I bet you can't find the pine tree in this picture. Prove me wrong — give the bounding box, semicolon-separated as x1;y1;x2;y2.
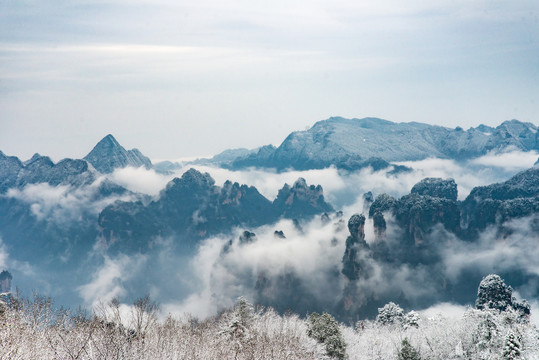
376;302;404;325
398;338;421;360
502;333;521;359
307;312;346;360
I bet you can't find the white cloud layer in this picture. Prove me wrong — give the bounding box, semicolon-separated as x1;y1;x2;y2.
5;178;135;222
78;254;147;307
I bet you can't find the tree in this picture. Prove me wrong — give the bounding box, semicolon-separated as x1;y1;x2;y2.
404;311;420;329
131;294;159;339
502;333;521;360
219;297;256;359
376;302;404;325
307;312;346;360
398;338;421;360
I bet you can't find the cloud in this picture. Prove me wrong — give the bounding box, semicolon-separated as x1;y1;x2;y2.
185;151;535;208
443;215;539;283
0;239;8;270
418;302;469;320
108;166;176;196
78;254;147;307
469;149;539;171
4;178;135;223
163;215;348;318
529;300;539;328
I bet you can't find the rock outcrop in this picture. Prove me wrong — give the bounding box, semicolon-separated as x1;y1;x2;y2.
342;214;370;281
273;178;334;219
411;178;458;201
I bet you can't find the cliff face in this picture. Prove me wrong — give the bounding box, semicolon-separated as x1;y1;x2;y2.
411;178;458;201
339;169;539;321
341;214;370;281
461;167;539;237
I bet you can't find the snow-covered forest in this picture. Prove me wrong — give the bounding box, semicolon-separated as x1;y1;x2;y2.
1;275;537;360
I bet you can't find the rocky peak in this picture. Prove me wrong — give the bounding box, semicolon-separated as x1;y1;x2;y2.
180;168;215;188
342;214;371;282
411;178;458;201
164;169;216;197
368;193;397;217
273;178;333;218
372;211;386;242
84;134;152;174
347;214;366;242
239;231;256;245
24;153;43;165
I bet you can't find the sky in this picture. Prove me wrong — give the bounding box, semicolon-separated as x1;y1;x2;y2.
1;0;538;161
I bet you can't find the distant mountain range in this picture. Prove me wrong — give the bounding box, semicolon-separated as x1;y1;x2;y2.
189;117;538;171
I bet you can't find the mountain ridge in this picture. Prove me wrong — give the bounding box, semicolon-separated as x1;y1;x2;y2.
196;117;538;171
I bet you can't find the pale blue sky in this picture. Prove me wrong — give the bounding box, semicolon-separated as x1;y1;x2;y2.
1;0;538;161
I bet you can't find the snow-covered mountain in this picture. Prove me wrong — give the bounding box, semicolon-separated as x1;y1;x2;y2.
200;117;538;170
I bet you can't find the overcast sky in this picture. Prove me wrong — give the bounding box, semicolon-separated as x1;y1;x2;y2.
1;0;538;161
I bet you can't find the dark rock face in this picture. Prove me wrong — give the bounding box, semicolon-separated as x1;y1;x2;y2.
368;194;397;218
342;214;370;281
339;170;538;321
411;178;458;201
98;170;332;253
84;134;152;174
461;167;539;236
362;192;374;214
273;178;334;219
347;214;366;242
239;231;256;245
394;193;460;246
372;211;386;242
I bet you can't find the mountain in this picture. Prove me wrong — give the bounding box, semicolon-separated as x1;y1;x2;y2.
339;170;539;319
190;148;257;167
97;169;333;253
206;117;538;171
461;167;539;237
84;134;152;174
0;151;95;193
